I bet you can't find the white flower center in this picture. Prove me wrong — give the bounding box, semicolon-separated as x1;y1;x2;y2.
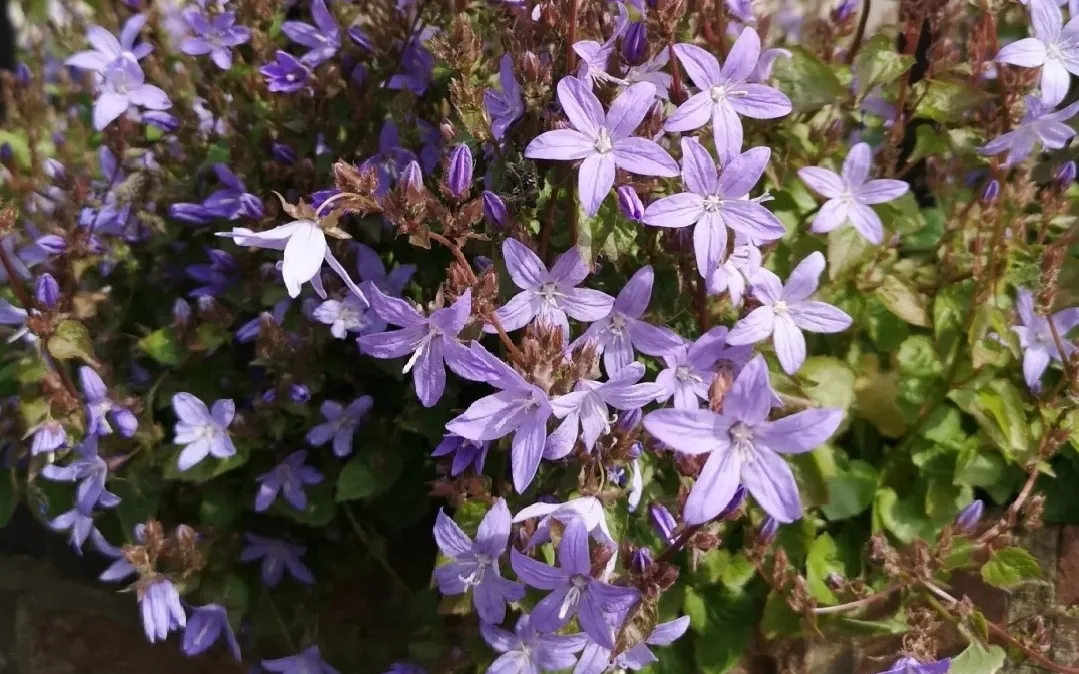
594;128;614;154
403;326;440;374
1047;42;1063;61
610;312;627;333
702;194;723;212
286;73;297;82
459;554;492;586
675;365;700;383
773;299;789;316
730;422;756;461
560;574;589;619
710;85;728;103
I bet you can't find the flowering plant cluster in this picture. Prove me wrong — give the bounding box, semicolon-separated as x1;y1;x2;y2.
1;0;1079;672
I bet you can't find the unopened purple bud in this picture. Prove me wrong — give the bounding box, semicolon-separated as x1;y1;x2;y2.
350;64;367;88
617;185;644;221
758;516;778;544
240;193;264;219
618;407;642;431
482;191;509;228
113;408;138;437
834;0;857;21
35;274;60;310
630;548;653;573
627;442;643;460
0;143;12;164
52;131;65;148
622;21;649;66
36;235;66;254
474;256;494;272
15;63;31;87
144;111;180;133
173;298;192;326
1056;161;1076;187
315;133;330;157
718;484;747;519
289;384;311;403
169;203;215;225
649;503;677;543
400;160;423;191
954;499;983;534
272;143;297;165
981;179;1000;203
348;25;374;51
260;389;277;404
446;144;473;198
44;158;65;179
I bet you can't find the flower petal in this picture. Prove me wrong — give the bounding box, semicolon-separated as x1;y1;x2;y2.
684;449;740;524
615;265;654;317
741;447;803;522
663;90;713;134
789;300;852;333
643;193;705;228
433;509;473;557
726;306;775;345
757;408;844;454
727;83;791;119
606;82;657;138
673;43;721;89
282;224;327;297
772;315;806;375
721;27;762;82
842;143;872;187
716;146;771;198
525;129;596;161
848;203;884;244
857;179;909;204
798;167;845;199
612;137;680;178
782;252;825;302
503;238;549;289
558;76;604;137
996;37;1048;67
680;136;719;196
643;408;724;455
811;199;850;233
579;152;617;216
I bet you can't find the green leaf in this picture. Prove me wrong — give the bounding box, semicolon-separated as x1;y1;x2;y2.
934;280;975;357
0;131;31;167
949;380;1030;458
137;328;183;366
874;488;931;544
336;455;379;501
876;276;931;327
854;35;915;94
955;445;1006;488
806;533;845;603
864;296;910;352
822;460;878;520
981;546;1043;589
896;335;943;378
47;320;99;366
908;126;951;165
772;47;847;112
948;643;1006;674
795;357;856;410
915;79;993;123
828;226;874;279
110;479;160;538
277;484;335;527
0;470;17;528
685;585;762;673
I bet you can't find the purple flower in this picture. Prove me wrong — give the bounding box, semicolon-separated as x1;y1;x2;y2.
261;51;312;92
91;57;172;131
1057;160;1077;186
432;498;525;623
172;393;237;471
202;165;262;220
445;343;555;492
547;363;664;458
80;367;138;437
525;78;679;215
35;273;60;309
306;396;373;457
483;191;510;228
726;253;852;375
623;21;649;66
187;248;237;297
360;121;421;195
387;26;437;94
65;15;153;72
30;419;67;455
283;0;341;66
255;451;324;512
47;507;105;552
0;298;28;342
41;437;119;514
980;96;1079;167
181;10;251;70
263;646;339;674
571;266;681;375
759;516;779;543
513;496;617;551
1011;288;1079;390
139;577;186;643
312;294;373;338
182;604;241;660
955;499;984;535
798;143;910;244
357;287;473;407
241;534;316;587
617;185;645;221
480;613;589;673
996;0;1078;106
643;138;784;278
575;615;691;674
706;234;761;306
485;53;525;140
431;433;490;475
644;355;843;523
666;29;792;162
510;519;640;648
877;657;951;674
488;239;614;338
446;144;474;197
654;326;751;409
649;503;677;543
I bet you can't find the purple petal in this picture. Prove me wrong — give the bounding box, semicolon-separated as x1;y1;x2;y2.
548;246;589;286
357;325;425;359
413;337;446;407
648;615;691;645
857;179;909;204
605;82;656;138
997;37;1048;67
811;199;850;233
511;411;549;492
503;238;549;289
628;321;684;356
693;211;728;277
728;83;791;119
447;390;530;441
756;408;843;454
511;549;566;589
842;143;872;186
615;266;653;317
1024;348;1052;389
673;43;721;89
773;315;806;374
782;252;825;301
684;449;740;524
524;129;596;161
848;203;884;244
172;393;210;424
663;90;713;133
719;199;786;240
721;27;762;82
476;498;513;557
680;137;719;196
643;408;723;455
741;446;802;522
578;593;617;649
711;102;744;164
642;193;704;228
562;288;615;322
560;519;591;574
727;305;775;345
94;92;129;130
798;167;845;199
367;284;425;327
612;137;680;178
557;76;604;137
1032;0;1063;41
789;300;852;333
724;354;771;423
716;146;771;198
579;152;617;216
492;291;540;332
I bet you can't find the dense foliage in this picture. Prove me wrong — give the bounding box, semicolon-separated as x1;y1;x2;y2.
2;0;1079;672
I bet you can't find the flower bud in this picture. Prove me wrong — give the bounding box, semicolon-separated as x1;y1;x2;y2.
0;143;12;165
482;191;509;228
169;203;215;225
143;111;180;133
981;179;1000;203
173;298;192;326
834;0;857;21
954;499;983;534
1056;161;1076;188
758;516;778;544
400;160;423;191
44;158;65;179
440;121;457;143
627;442;643;460
35;235;66;255
474;255;494;272
617;407;642;431
622;21;649;66
240;193;264;219
315;133;331;157
718;484;747;519
348;25;374;51
15;63;31;87
113;408;138;438
630;548;653;573
649;503;677;543
35;273;60;310
289;384;311;403
617;185;644;221
446;144;473;198
350;64;367;88
272;143;297;165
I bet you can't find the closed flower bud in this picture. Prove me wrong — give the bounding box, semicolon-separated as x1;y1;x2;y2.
834;0;857;21
289;384;311;403
955;499;984;534
44;158;65;179
144;111;180;133
622;21;649;66
35;273;60;310
0;143;12;165
630;548;653;573
617;185;645;221
618;407;642;432
400;160;423;191
440;121;457;143
169;203;215;225
482;191;509;228
981;179;1000;203
15;63;31;87
446;144;473;197
35;235;66;255
718;484;747;519
474;255;494;272
173;298;192;326
240;193;264;219
272;143;297;165
351;64;367;87
348;25;374;51
758;516;778;544
649;503;677;543
1056;161;1076;188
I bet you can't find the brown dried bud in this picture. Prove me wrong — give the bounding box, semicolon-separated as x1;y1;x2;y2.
255;312;293;362
690;531;720;552
41;372;79;416
708;367;734;413
440;120;457;143
1037;246;1065;315
0;205;16;235
518;321;569;392
1024;493;1046;531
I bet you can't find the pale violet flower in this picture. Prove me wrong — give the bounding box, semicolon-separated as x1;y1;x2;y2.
996;0;1079;106
171;393;237;471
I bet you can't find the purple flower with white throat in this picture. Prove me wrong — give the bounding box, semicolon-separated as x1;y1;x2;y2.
431;433;489;476
182;604;241;660
666;29;792;162
1011;288;1079;390
91;57;172;131
254;451;325;512
525;77;679;215
547;363;664;458
798;143;909;244
645;355;843;523
487;239;614;338
263;647;339;674
643;138;784;279
445;343;555;492
571;265;683;375
357;287;473;407
312;294;373;338
181;9;250;70
138;577;186;644
65;15;153;72
283;0;342;66
510;519;640;649
432;498;524;624
80;367;138;437
514;496;617;551
574;615;691;674
705;234;762;305
30;419;66;455
241;534;315;587
306;396;373;457
261;50;311;92
485;53;525;141
480;613;589;674
171;393;237;471
996;0;1079;106
980;96;1079;167
726;252;852;375
655;326;751;410
41;437;119;515
877;657;951;674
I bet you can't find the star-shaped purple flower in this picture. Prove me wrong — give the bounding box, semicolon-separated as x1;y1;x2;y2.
180;9;251;70
182;604;241;660
240;534;315;587
996;0;1079;106
172;393;237;471
65;15;153;72
525;77;679;215
282;0;341;67
431;433;489;476
485;53;525;141
91;57;172;131
654;326;751;410
263;646;339;674
877;657;951;674
80;367;138;437
798;142;910;244
645;355;843;523
261;51;312;93
306;396;373;457
254;450;325;512
980;95;1079;167
480;613;589;674
40;436;120;515
1011;287;1079;390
